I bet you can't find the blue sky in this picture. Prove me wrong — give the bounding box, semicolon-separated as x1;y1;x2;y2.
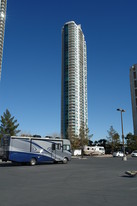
0;0;137;141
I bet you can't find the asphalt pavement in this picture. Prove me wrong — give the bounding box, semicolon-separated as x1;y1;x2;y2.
0;156;137;206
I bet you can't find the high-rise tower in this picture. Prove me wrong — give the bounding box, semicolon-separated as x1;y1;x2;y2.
130;64;137;135
0;0;7;80
61;21;88;139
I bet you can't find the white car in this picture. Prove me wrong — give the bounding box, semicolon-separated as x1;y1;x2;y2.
113;151;124;157
131;150;137;157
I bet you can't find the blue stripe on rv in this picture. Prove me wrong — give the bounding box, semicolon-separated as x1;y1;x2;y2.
9;151;54;163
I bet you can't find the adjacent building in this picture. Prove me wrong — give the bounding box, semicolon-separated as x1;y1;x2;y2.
0;0;7;80
130;64;137;135
61;21;88;139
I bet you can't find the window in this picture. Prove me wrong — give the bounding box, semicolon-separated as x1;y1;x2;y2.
134;80;137;88
134;72;136;79
56;143;61;150
135;89;137;97
63;145;70;151
136;98;137;106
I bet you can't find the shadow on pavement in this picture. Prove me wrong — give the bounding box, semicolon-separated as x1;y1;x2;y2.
122;175;137;178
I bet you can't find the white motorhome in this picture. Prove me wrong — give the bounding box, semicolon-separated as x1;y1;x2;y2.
0;135;71;165
84;145;105;156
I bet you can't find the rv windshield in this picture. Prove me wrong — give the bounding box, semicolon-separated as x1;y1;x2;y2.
63;144;70;151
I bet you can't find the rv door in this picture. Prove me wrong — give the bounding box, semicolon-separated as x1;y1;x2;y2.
51;143;56;159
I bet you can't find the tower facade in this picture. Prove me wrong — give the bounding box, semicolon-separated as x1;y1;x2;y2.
0;0;7;79
130;64;137;135
61;21;88;139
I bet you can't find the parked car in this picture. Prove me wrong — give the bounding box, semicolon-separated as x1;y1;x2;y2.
131;150;137;157
113;151;124;157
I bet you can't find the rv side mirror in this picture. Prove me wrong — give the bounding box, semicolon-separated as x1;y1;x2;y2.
52;143;56;151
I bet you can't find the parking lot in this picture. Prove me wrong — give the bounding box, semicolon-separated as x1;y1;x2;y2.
0;156;137;206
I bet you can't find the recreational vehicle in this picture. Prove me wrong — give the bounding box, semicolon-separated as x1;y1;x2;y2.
84;145;105;156
0;135;71;165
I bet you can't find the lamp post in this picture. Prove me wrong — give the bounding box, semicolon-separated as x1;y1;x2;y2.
117;108;127;161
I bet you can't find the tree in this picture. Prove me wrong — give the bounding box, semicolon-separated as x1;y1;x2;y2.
20;133;33;137
67;126;80;150
0;109;20;139
88;134;93;146
98;139;107;148
125;133;137;152
79;123;89;158
67;124;91;155
107;126;120;153
48;132;61;138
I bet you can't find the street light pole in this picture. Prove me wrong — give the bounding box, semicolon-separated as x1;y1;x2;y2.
117;108;127;161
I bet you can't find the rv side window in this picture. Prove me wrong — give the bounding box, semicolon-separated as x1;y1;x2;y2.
52;143;56;151
56;144;61;150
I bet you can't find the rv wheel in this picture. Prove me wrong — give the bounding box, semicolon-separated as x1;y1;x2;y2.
62;157;68;164
30;158;36;166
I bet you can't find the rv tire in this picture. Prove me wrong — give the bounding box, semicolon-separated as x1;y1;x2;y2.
30;158;36;166
62;157;68;164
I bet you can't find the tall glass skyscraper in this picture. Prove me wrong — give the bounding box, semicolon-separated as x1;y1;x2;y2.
61;21;88;139
0;0;7;80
